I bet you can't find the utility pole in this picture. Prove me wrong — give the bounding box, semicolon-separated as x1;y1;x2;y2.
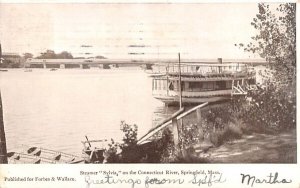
178;53;187;158
0;43;8;163
178;53;182;108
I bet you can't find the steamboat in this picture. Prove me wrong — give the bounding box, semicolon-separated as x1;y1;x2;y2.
150;59;257;105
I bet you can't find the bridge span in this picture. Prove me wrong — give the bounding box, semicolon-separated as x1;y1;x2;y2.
25;58;267;69
25;58;158;69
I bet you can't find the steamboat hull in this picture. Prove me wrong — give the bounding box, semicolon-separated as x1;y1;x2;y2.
154;95;230;105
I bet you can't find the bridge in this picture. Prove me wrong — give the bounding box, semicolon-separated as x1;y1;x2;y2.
25;58;268;69
25;58;156;69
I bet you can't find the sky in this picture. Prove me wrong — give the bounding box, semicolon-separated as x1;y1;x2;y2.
0;3;277;59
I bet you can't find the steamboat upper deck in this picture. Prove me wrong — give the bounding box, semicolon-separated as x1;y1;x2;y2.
151;63;254;75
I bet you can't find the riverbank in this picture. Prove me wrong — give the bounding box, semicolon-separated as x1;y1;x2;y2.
200;129;296;163
151;98;297;164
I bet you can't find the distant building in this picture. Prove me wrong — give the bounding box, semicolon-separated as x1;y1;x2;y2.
0;53;24;68
2;52;22;64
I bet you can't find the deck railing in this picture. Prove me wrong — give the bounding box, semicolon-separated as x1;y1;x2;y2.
153;90;232;97
151;63;252;75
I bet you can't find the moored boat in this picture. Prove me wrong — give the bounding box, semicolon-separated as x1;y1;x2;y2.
150;62;257;105
81;136;107;163
7;151;57;164
8;146;84;164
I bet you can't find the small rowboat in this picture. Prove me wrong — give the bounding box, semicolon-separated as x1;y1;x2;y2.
7;152;56;164
8;146;84;164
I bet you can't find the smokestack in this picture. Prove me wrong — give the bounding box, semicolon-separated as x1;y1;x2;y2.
217;58;222;64
217;58;222;73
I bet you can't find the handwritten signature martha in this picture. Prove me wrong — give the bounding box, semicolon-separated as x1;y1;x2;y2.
241;172;292;187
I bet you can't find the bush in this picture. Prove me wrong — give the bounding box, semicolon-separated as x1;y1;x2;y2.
208;84;296;135
103;139;120;163
223;123;243;139
241;83;296;133
104;121;143;163
209;123;243;147
180;123;204;147
159;128;209;163
103;122;176;163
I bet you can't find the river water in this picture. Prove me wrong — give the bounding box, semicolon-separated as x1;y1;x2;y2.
0;68;178;156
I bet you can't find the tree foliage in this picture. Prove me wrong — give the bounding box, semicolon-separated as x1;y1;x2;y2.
235;3;296;132
236;3;296;85
243;86;295;132
23;53;33;59
36;50;73;59
104;121;144;163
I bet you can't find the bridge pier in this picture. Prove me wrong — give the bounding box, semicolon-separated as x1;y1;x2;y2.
43;63;46;69
82;64;90;69
79;64;83;69
145;64;152;70
103;64;110;69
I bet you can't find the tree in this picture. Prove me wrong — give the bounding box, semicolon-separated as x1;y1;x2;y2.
23;53;33;59
36;50;73;59
57;51;73;59
235;3;296;132
36;50;55;59
236;3;296;85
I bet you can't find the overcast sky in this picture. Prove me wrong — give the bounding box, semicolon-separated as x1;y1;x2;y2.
0;3;276;59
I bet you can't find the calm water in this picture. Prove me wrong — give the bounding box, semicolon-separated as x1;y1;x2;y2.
0;68;177;156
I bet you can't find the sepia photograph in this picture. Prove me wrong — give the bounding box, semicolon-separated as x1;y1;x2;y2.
0;2;296;165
